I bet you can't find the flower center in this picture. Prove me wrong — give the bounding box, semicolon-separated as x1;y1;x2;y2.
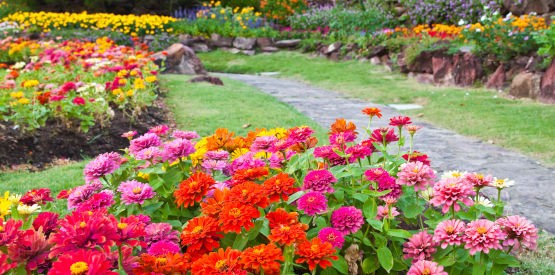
132;187;142;194
476;226;488;234
192;225;204;234
0;226;3;232
311;244;320;253
189;180;198;188
446;226;454;234
215;259;227;270
70;261;89;275
117;223;128;230
281;225;290;232
229;208;241;218
307;196;315;203
79;222;86;228
155;257;167;265
327;234;337;241
422;267;431;275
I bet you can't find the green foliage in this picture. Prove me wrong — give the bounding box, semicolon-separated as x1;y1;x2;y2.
206;0;260;9
534;23;555;67
4;0;193;15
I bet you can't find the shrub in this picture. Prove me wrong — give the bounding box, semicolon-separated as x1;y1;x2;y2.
400;0;501;24
260;0;308;22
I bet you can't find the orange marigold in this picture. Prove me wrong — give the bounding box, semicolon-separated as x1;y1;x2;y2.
232;167;269;184
226;181;269;208
240;243;284;275
191;247;246;274
181;216;223;254
329;118;357;134
133;253;191;275
362;107;382;118
174;172;215;208
263;173;298;203
201;189;228;218
219;202;260;233
295;238;338;271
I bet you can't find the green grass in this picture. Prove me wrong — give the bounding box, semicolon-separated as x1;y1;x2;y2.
0;162;86;195
198;50;555;166
515;231;555;274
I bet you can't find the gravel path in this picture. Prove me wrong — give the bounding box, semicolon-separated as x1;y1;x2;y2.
219;73;555;233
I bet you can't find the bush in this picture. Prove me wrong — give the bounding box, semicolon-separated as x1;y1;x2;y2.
260;0;308;22
400;0;501;24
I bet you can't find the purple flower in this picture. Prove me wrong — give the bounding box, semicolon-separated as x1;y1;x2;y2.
147;240;181;256
67;182;103;209
303;169;337;193
163;138;195;162
297;191;328;216
318;227;345;249
117;180;156;205
204;150;229;161
144;223;180;245
331;206;364;235
83;152;122;183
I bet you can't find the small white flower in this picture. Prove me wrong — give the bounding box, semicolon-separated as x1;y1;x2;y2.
420;187;434;201
17;203;41;215
476;28;482;33
441;170;467;179
480;15;487;22
13;62;26;69
474;196;493;208
458;19;466;26
491;177;515;189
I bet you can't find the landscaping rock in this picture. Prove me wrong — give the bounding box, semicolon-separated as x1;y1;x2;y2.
261;46;279;53
540;60;555;103
503;0;554;15
275;39;301;48
407;50;434;74
189;75;224;86
326;42;343;54
370;56;381;65
256;37;274;48
509;72;541;99
191;42;210;53
397;53;409;73
367;45;388;58
380;55;394;72
328;52;340;61
241;50;256;56
152;43;206;75
210;34;234;48
227;48;241;54
233;37;256;50
452;52;483;86
486;64;506;90
432;56;454;85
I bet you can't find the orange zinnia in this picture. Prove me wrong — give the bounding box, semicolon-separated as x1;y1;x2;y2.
362;107;382;118
181;216;223;254
219;202;260;233
174;172;215;208
226;181;269;208
266;208;308;246
266;208;300;228
295;238;338;271
201;189;228;218
231;167;269;184
206;128;235;151
240;243;284;275
191;247;245;274
329;118;357;134
263;173;298;203
133;253;191;275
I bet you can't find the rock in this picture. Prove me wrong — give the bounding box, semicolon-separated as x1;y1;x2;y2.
367;45;387;58
540;60;555;103
543;12;555;23
210;33;234;48
407;51;434;74
409;72;435;85
452;52;483;86
241;50;256;56
261;46;279;53
256;37;274;48
227;48;241;54
233;37;256;50
275;39;301;48
152;43;206;75
328;52;340;61
178;34;193;45
370;56;381;65
503;0;554;15
509;72;541;99
486;64;506;90
432;56;454;85
191;43;210;53
397;53;409;73
143;35;155;44
189;75;224;86
326;42;342;54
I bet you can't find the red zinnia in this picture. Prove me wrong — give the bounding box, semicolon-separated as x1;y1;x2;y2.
240;243;283;275
295;238;338;271
219;202;260;233
201;189;228;218
20;188;53;205
267;209;308;246
48;249;117;275
7;229;50;273
231;167;269;184
226;181;269;208
263;173;298;203
389;116;412;127
181;216;223;254
191;247;246;274
174;172;215;208
72;97;86;105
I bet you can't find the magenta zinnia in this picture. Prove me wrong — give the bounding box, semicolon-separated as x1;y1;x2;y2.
117;180;156;205
162;138;196;162
430;177;475;213
83;152;122;183
303;169;337;193
331;206;364;235
496;215;538;250
396;161;436;191
147;240;181;256
407;260;448;275
403;231;437;263
433;219;465;248
463;219;505;255
297;191;328;216
318;227;345;249
0;218;22;246
129;133;162;155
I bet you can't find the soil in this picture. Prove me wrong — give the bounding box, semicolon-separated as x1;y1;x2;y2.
0;99;173;170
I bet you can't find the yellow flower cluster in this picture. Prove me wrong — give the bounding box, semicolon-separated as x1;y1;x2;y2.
197;1;262;30
2;12;176;36
506;14;547;31
0;191;21;219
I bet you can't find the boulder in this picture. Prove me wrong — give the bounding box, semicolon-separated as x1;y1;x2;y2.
328;52;340;61
397;53;409;73
261;46;279;53
256;37;274;48
540;60;555;103
241;50;256;56
275;39;301;48
509;72;541;99
486;64;506;90
452;52;483;86
432;56;454;85
503;0;554;15
191;43;210;53
233;37;257;50
370;56;381;65
210;34;234;48
407;50;434;74
189;75;224;86
152;43;206;75
367;45;388;58
326;42;343;54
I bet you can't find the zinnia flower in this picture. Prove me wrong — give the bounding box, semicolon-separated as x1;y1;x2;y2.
407;260;448;275
163;138;196;162
496;215;538;250
331;206;364;235
303;169;337;193
433;219;465;248
48;249;118;275
72;97;86;105
75;190;114;212
295;238;338;271
376;205;400;220
117;180;156;205
389;116;412;127
371;127;399;145
287;126;314;144
362;107;382;118
263;173;298;203
147;240;181;256
20;188;53;205
148;124;169;135
0;253;17;274
240;243;283;275
145;222;179;245
463;172;494;188
219;202;260;233
297;191;328;216
191;247;246;275
463;219;505;255
7;229;50;273
226;181;269;208
181;216;223;254
83;152;122;183
403;231;437;263
174;172;215;208
67;182;103;209
430;177;475;213
0;219;22;246
345;144;372;162
318;227;345;249
172;130;200;140
134;252;191;274
396;161;436;191
491;177;515;189
129;133;162;155
32;212;59;236
365;167;402;200
267;208;308;246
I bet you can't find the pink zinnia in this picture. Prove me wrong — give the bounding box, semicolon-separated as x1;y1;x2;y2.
463;219;505;255
433;219;465;248
75;190;115;212
407;260;447;275
135;146;163;162
403;231;437;263
7;228;50;273
121;130;137;139
0;219;22;246
83;152;122;183
162;138;195;162
202;159;228;172
72;96;86;105
67;182;103;209
303;169;337;193
318;227;345;249
331;206;364;235
389;116;412;127
396;161;436;191
376;205;400;220
287;126;314;144
172;130;200;140
32;212;59;237
430;177;475;213
345;144;372;163
365;168;402;200
329;131;357;147
496;215;538;250
463;172;494;188
129;133;162;155
371;127;399;145
117;180;156;205
144;223;180;245
148;124;169;135
251;136;278;152
313;145;346;166
147;240;181;256
204;150;229;161
297;191;328;216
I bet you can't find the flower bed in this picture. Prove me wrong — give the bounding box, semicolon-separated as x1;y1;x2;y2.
0;110;538;274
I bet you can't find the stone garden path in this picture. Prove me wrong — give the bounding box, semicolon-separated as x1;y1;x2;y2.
219;73;555;233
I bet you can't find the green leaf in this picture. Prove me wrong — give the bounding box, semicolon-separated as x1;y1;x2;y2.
387;229;412;239
402;202;424;219
363;198;377;220
333;189;344;203
248;220;264;241
377;247;393;273
166;220;182;228
331;255;349;274
372;232;388;248
362;256;380;274
492;264;508;275
287;190;305;204
232;232;249;250
472;263;486;275
490;251;520;266
367;219;383;231
352;193;369;202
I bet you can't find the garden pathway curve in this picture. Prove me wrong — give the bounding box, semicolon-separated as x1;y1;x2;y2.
219;73;555;233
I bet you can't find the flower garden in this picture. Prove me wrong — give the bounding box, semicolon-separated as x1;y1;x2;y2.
0;0;552;274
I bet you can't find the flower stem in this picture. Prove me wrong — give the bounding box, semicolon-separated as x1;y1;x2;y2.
281;245;294;275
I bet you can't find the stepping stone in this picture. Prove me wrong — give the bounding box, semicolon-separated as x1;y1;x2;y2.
388;103;423;110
